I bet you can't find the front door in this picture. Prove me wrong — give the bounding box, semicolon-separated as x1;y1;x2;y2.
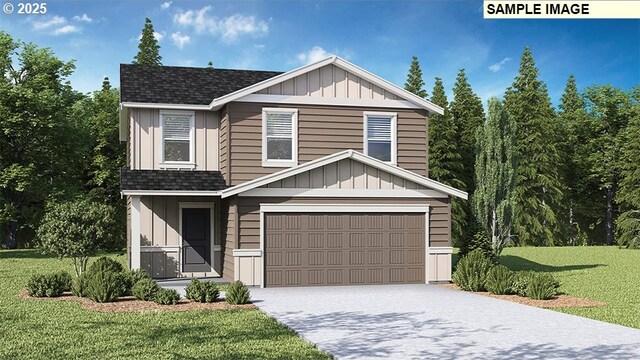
182;208;211;273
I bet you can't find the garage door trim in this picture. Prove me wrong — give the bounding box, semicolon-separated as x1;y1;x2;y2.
259;204;430;288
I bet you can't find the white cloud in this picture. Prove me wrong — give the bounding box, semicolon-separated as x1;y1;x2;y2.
489;57;511;72
32;15;80;35
296;46;341;65
174;6;268;42
73;14;93;23
161;1;172;10
171;32;191;49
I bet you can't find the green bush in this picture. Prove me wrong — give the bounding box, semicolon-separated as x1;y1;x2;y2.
225;281;251;305
485;265;515;295
85;270;127;303
71;274;89;297
154;288;180;305
185;278;219;303
26;271;72;297
512;271;536;297
526;273;560;300
131;278;160;301
123;269;152;296
452;249;494;291
87;257;124;275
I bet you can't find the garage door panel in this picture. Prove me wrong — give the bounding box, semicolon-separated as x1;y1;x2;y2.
265;213;425;287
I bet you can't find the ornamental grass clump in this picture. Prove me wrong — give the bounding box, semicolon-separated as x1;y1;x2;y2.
185;278;219;303
26;271;72;297
225;281;251;305
452;249;494;292
485;265;515;295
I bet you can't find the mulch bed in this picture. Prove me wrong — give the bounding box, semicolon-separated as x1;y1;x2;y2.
17;289;257;313
439;284;606;309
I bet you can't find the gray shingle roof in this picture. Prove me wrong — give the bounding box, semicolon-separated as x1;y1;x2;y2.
121;168;227;192
120;64;282;105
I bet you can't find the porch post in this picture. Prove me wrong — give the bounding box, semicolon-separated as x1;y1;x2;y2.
131;196;141;270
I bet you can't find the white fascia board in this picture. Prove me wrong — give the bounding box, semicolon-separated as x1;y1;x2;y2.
260;204;430;213
235;94;420;109
121;102;210;111
121;190;221;196
239;188;448;198
220;150;354;198
333;58;444;115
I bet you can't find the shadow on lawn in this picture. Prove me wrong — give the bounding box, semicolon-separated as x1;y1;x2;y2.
0;249;56;260
499;255;606;273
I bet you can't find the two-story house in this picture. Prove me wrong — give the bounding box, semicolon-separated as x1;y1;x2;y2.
119;56;467;287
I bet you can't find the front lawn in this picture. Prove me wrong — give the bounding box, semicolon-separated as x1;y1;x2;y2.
0;250;330;360
495;246;640;329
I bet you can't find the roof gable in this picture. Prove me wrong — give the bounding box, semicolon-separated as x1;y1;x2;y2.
221;150;468;199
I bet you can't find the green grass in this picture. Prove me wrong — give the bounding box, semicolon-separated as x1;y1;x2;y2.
494;246;640;329
0;250;330;360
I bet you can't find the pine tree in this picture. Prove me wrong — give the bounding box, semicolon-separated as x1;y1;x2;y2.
429;78;465;245
404;56;427;98
133;18;162;66
473;98;516;256
207;61;214;68
504;47;562;246
616;86;640;248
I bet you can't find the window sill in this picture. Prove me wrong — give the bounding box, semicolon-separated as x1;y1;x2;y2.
262;160;297;168
159;162;196;170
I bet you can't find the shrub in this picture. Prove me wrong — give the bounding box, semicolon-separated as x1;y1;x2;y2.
512;271;536;297
26;271;72;297
485;265;515;295
71;274;89;297
154;288;180;305
526;273;560;300
185;278;219;303
37;199;118;276
123;269;152;296
225;281;251;305
87;257;124;275
131;278;160;301
452;249;494;291
85;270;127;303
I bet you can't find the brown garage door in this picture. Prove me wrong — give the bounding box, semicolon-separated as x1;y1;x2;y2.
264;213;425;287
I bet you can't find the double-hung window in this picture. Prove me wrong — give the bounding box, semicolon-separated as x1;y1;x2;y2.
160;110;195;167
262;108;298;167
364;112;397;164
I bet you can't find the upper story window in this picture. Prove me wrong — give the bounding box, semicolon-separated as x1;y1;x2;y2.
364;112;397;164
160;110;195;167
262;108;298;167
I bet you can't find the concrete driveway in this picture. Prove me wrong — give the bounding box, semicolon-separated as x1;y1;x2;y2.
251;285;640;360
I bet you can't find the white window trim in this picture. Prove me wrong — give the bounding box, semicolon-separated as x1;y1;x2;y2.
363;111;397;165
159;110;196;168
258;204;430;288
262;107;298;168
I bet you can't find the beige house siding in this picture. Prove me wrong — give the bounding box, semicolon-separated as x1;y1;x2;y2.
263;158;428;190
222;197;237;281
256;64;401;100
234;197;450;250
219;106;230;183
226;102;429;185
129;108;219;171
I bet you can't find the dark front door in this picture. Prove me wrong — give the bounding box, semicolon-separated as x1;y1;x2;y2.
182;208;211;273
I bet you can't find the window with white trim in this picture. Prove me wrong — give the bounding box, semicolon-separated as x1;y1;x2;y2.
364;112;397;163
262;108;298;167
161;111;194;164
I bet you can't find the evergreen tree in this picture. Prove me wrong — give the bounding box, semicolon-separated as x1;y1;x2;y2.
473;98;516;257
133;18;162;66
504;47;562;246
429;78;466;245
207;61;214;68
584;85;633;245
404;56;427;98
616;86;640;248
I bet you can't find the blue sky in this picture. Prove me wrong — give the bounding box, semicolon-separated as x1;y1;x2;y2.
1;1;638;105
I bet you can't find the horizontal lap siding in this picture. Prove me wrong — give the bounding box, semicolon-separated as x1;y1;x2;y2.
227;103;428;185
222;197;237;281
219;106;230;183
235;197;450;250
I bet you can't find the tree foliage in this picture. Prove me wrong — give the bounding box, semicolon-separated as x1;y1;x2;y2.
404;56;427;98
474;98;517;256
504;47;562;246
37;199;117;276
133;18;162;66
617;86;640;248
429;78;466;245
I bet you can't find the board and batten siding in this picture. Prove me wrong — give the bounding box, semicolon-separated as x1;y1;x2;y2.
256;64;401;100
226;102;429;185
234;197;451;250
222;197;237;282
129;108;219;171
